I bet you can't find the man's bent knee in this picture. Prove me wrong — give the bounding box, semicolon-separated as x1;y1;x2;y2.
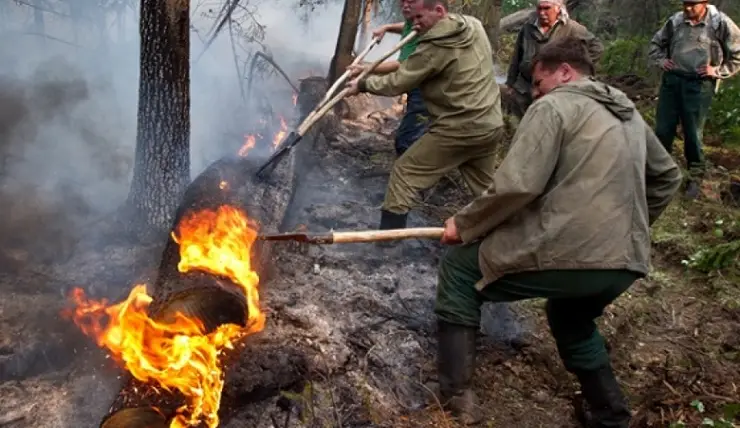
434;245;484;328
382;157;418;214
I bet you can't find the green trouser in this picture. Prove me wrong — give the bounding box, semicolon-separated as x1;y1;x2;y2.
654;71;715;178
435;242;641;372
383;128;504;214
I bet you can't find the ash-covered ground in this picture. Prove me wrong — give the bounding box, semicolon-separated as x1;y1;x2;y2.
0;99;531;427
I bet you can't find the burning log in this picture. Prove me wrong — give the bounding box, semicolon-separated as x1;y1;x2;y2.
66;78;330;428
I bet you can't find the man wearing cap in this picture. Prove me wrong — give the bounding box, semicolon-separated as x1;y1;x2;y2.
648;0;740;199
502;0;603;118
348;0;430;157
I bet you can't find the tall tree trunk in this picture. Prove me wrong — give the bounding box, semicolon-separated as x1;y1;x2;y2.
358;0;374;52
486;0;502;52
127;0;191;236
328;0;363;84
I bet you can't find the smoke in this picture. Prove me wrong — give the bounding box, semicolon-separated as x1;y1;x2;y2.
0;0;405;263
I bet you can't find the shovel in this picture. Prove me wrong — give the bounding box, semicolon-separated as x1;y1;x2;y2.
255;31;419;180
257;227;444;244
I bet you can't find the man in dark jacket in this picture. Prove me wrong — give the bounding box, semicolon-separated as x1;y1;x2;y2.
502;0;603;118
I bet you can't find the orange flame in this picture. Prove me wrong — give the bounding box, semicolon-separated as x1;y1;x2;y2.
64;206;265;428
238;134;256;157
272;117;287;149
172;206;265;333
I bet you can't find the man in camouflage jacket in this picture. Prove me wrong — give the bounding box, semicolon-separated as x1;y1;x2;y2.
649;0;740;199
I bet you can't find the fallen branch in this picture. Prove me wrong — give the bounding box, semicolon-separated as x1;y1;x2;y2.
194;0;242;64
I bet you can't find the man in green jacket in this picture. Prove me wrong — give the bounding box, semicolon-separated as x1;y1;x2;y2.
346;0;505;231
432;38;682;426
648;1;740;199
503;0;603;118
349;0;430;156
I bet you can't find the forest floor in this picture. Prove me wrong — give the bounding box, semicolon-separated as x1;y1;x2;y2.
0;86;739;428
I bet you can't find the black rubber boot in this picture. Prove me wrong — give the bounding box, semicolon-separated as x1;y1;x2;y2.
574;363;631;428
434;321;482;425
685;180;701;200
378;210;408;230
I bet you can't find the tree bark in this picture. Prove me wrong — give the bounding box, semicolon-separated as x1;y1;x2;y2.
328;0;363;84
127;0;191;236
358;0;374;52
98;77;328;428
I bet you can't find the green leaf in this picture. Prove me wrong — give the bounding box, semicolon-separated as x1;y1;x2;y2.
722;403;740;420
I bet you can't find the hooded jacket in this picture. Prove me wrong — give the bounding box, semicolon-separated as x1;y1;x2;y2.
453;78;682;289
359;14;503;139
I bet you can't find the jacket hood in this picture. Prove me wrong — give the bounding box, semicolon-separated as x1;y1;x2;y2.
420;14;475;48
553;78;635;121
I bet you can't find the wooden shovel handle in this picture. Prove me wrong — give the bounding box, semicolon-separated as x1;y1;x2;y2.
297;31;419;137
331;227;444;243
318;37;380;109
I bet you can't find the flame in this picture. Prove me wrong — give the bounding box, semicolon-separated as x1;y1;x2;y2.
172;206;265;333
272;117;287;149
219;180;228;190
238;134;256;157
64;205;265;428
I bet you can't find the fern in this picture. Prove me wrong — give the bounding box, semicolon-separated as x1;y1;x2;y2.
688;240;740;273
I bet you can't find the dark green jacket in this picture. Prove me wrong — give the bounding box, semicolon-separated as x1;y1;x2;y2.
506;13;603;95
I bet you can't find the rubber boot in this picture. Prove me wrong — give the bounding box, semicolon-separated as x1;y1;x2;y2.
685;179;701;200
378;209;407;230
434;321;483;425
574;363;631;428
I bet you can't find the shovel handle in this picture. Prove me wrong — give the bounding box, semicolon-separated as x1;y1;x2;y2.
297;31;418;136
318;37;381;108
331;227;444;244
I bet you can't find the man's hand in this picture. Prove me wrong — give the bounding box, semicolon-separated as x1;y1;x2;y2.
346;64;367;78
371;25;389;41
441;217;462;245
345;78;361;96
501;84;514;96
698;64;719;78
661;59;676;71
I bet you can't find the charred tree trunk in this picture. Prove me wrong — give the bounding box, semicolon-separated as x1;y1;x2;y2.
99;78;329;428
127;0;191;236
328;0;363;84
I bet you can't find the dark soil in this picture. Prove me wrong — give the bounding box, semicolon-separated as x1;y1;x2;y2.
1;94;739;428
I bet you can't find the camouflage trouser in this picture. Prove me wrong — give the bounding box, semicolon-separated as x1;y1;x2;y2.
655;71;715;178
394;88;429;157
382;127;505;215
434;242;640;372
